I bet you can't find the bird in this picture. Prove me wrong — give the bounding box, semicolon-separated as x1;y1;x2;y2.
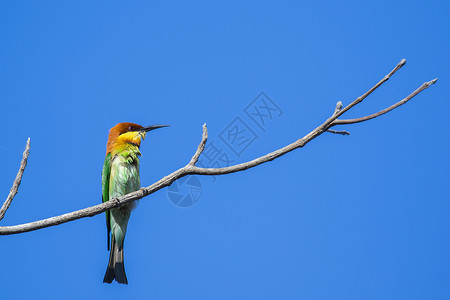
102;122;168;284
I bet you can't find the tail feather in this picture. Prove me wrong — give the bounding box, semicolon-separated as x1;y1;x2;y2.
103;235;128;284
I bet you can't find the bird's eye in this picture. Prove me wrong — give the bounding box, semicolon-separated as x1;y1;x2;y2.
128;126;134;131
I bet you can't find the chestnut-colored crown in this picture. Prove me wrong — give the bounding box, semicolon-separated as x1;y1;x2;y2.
106;122;143;154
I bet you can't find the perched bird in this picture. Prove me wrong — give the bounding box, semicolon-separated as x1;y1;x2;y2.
102;122;168;284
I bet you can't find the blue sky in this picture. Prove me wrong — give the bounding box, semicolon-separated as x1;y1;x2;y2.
1;1;449;299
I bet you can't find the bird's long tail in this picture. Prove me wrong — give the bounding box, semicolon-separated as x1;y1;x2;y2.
103;235;128;284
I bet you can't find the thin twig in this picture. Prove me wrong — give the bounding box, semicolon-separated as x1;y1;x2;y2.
330;59;406;121
326;129;350;135
0;138;31;221
333;78;438;125
188;123;208;166
0;60;437;235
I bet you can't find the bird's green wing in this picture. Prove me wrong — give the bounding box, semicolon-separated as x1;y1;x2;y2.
102;152;112;250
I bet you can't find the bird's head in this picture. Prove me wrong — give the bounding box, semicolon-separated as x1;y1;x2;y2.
106;122;169;155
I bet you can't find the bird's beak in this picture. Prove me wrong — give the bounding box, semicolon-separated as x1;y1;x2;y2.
140;125;170;132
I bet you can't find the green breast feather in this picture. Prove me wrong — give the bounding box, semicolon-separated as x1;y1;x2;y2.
102;147;141;250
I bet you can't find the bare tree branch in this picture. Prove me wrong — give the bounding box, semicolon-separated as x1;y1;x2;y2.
333;78;438;125
0;59;437;235
330;58;407;120
0;138;30;222
188;123;208;166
